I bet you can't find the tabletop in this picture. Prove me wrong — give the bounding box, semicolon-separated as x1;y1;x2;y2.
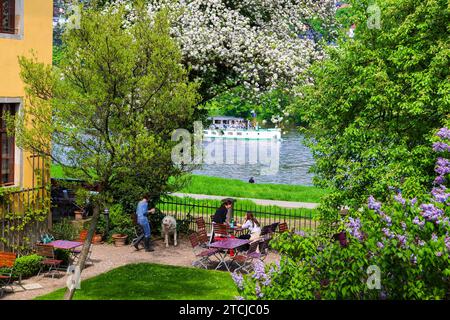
209;238;250;250
48;240;83;250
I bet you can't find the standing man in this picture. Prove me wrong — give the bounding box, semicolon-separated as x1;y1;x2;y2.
135;194;154;252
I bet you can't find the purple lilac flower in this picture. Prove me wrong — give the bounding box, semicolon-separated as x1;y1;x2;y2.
368;196;382;211
410;198;417;206
433;142;450;152
418;240;425;246
347;217;364;240
437;127;450;139
431;185;450;203
380;291;388;300
232;272;244;290
412;216;425;227
410;254;417;264
420;204;444;222
431;233;438;241
401;222;407;230
235;296;245;300
445;237;450;252
295;230;306;237
434;175;446;185
377;241;384;249
255;284;264;298
436;251;443;257
394;193;406;206
397;235;407;248
382;227;394;239
252;260;267;281
435;158;450;176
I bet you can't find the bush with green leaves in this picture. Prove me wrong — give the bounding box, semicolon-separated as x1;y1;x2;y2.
295;0;449;232
6;254;43;279
234;128;450;300
106;204;135;242
50;218;78;241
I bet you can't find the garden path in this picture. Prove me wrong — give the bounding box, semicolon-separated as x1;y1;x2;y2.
1;236;280;300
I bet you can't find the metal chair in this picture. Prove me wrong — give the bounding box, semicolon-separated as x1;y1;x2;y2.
278;222;288;233
230;240;262;273
36;244;63;278
0;252;16;297
189;233;220;269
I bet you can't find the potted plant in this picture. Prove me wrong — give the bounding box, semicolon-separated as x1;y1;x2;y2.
111;228;128;246
107;204;134;247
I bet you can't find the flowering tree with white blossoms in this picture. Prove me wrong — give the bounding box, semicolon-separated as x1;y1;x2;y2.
102;0;338;105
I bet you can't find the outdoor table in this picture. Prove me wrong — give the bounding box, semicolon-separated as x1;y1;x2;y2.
48;240;83;266
208;238;250;272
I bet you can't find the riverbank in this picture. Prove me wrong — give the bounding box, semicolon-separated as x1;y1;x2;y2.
51;165;327;203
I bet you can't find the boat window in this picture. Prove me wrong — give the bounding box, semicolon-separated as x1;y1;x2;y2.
203;131;208;134
228;132;233;135
215;120;221;124
237;132;242;135
212;131;217;134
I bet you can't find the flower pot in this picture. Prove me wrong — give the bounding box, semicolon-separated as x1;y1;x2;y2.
112;234;128;247
92;233;103;244
74;210;84;220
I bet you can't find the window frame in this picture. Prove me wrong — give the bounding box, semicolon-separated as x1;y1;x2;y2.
0;0;16;34
0;103;16;186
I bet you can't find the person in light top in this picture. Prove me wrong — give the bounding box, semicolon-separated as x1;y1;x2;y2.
238;211;262;242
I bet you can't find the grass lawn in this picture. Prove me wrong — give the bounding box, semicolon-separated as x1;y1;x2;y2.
36;263;239;300
52;164;327;203
179;175;327;203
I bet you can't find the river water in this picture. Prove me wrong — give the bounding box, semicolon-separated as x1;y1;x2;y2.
193;130;315;185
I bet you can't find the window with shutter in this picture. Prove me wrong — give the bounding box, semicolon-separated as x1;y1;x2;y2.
0;103;16;185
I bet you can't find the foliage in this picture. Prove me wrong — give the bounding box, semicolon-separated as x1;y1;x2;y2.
7;254;43;279
295;0;450;230
36;263;239;300
103;0;338;110
50;218;78;241
107;204;135;241
234;128;450;300
148;207;165;235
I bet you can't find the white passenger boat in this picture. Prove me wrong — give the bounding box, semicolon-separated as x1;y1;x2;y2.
204;116;282;140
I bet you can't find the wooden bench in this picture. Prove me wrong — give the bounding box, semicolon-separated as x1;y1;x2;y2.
0;251;17;296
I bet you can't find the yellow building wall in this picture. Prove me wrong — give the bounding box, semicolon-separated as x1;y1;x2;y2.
0;0;53;189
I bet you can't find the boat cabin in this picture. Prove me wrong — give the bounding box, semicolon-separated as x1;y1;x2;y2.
208;116;251;130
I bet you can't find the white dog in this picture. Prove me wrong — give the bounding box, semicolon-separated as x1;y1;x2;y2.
161;215;177;247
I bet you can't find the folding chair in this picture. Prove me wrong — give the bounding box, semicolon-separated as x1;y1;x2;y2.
230;240;262;273
36;244;64;278
278;222;288;233
189;233;220;269
0;252;16;297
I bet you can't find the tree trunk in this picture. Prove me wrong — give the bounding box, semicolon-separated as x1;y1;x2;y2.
63;204;101;300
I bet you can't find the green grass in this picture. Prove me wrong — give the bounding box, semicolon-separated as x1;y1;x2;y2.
180;175;327;203
161;196;317;219
35;263;238;300
52;163;328;203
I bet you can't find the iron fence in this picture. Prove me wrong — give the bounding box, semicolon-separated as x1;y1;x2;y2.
156;196;318;234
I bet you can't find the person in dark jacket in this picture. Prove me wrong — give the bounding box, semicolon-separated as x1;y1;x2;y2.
213;200;233;224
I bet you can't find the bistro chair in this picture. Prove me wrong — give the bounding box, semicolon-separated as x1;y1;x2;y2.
0;251;17;297
278;222;288;233
35;244;64;278
189;233;220;270
230;240;262;273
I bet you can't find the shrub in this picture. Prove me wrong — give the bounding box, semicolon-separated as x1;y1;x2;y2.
106;204;135;242
12;254;43;279
234;127;450;300
50;218;78;241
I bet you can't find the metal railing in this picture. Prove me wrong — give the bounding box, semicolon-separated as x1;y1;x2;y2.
156;196;318;233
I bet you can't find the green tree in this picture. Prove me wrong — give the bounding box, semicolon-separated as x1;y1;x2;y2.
12;2;199;298
297;0;449;230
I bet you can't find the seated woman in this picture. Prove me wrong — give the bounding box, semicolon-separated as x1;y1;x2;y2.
237;212;262;250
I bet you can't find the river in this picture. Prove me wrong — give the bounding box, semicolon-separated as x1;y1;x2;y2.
193;130;315;185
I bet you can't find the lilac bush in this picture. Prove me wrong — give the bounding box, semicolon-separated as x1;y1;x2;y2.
234;127;450;299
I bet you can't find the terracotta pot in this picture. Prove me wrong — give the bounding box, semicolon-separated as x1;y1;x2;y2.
112;234;128;247
92;234;103;244
74;210;83;220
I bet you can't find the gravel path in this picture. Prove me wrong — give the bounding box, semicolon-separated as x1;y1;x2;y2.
1;236;280;300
